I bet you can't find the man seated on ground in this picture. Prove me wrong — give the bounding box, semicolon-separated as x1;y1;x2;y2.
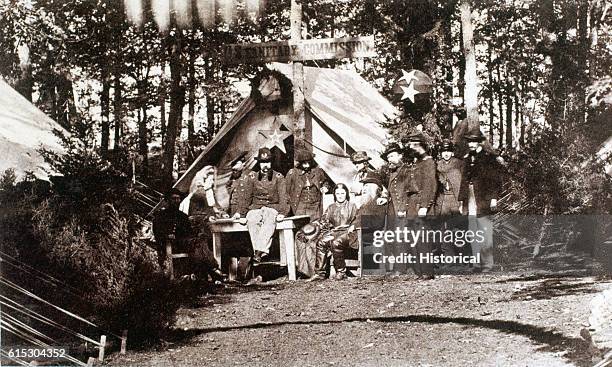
235;147;290;263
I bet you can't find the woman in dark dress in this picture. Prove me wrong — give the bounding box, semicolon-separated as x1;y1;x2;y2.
187;166;226;282
309;183;359;281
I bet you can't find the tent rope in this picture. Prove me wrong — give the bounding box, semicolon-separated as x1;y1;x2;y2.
0;277;98;328
0;296;100;345
299;138;351;158
1;320;87;367
0;251;86;297
0;349;30;367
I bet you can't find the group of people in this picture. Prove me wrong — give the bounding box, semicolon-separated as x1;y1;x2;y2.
152;128;504;285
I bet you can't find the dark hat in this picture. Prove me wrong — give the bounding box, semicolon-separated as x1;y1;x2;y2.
440;140;454;152
302;223;320;240
350;151;372;164
229;150;249;167
256;147;272;162
294;150;315;163
381;142;403;161
464;130;485;142
165;188;184;199
406;132;426;143
361;171;383;187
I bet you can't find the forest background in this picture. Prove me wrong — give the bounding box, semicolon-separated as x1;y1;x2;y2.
0;0;610;349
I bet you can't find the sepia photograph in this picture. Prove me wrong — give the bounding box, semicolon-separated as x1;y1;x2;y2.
0;0;611;366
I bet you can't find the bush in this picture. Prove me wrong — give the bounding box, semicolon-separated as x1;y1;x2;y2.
0;123;182;346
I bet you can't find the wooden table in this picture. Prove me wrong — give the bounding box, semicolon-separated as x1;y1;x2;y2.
209;215;310;281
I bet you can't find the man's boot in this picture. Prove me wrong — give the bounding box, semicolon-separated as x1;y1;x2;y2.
334;268;347;280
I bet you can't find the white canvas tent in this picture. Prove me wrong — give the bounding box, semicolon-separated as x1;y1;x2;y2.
0;79;67;181
174;64;398;208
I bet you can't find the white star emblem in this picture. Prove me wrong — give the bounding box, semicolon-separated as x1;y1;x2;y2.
259;125;292;153
398;69;418;84
400;83;419;103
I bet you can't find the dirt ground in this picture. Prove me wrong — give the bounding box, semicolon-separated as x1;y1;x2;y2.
107;272;610;367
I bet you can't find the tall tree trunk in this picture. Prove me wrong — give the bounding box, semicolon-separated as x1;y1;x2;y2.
496;64;504;150
458;22;465;101
56;73;76;129
440;0;455;134
15;44;33;101
519;99;525;148
187;50;196;144
505;83;513;149
160;81;166;147
113;69;123;149
460;0;479;131
139;105;148;178
487;43;495;144
100;69;111;158
204;59;215;140
515;88;522;149
576;0;589;126
162;32;185;189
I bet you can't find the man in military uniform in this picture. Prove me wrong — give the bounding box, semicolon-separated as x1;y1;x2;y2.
405;133;437;279
285;150;329;220
350;151;388;208
236;148;290;263
377;142;413;274
458;131;504;272
435;140;463;216
433;140;465;260
225;150;252;281
349;151;372;206
227;150;249;217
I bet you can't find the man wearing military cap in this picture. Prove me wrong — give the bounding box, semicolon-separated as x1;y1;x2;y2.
350;151;385;207
236;147;289;263
435;140;463;216
227;150;249;217
285;149;329;220
224;150;252;280
350;151;372;182
458;130;504;272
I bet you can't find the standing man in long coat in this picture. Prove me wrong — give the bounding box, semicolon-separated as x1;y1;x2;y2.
405;133;437;279
458;131;504;272
435;140;464;216
285;150;329;220
378;142;412;274
434;140;465;258
236;147;289;263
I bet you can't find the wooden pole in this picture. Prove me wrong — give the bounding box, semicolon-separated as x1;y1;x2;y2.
98;335;106;362
291;0;308;156
460;0;480;132
120;329;128;354
166;241;174;280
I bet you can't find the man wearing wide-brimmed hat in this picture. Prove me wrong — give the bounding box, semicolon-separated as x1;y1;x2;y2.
285;149;329;220
458;130;504;273
236;147;289;263
350;151;381;207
